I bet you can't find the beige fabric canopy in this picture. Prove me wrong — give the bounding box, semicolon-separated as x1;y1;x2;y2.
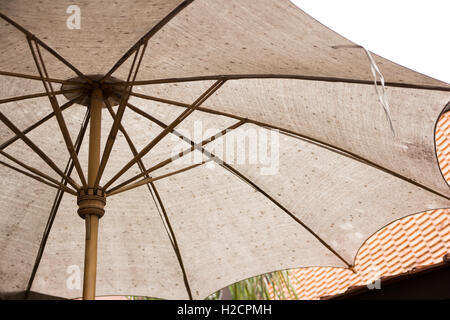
0;0;449;299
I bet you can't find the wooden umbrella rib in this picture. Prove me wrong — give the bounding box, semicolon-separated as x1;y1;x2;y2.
125;100;231;156
125;101;200;149
102;80;226;190
105;97;177;244
104;100;155;190
118;90;233;120
219;161;353;268
105;98;177;239
0;95;84;150
0;88;80;105
126;94;450;266
25;108;90;299
127;89;450;201
249;122;450;202
124;90;189;108
100;0;194;81
112;105;353;268
27;38;52;93
0;111;80;190
125;101;238;151
148;182;193;300
126;101;175;129
94;42;148;189
106;160;210;197
0;160;77;196
0;12;92;84
0;150;77;195
104;101;193;299
122;90;235;121
103;100;156;194
0;70;83;85
109;73;450;92
93;46;141;188
115;94;224;139
107;116;246;195
28;39;87;187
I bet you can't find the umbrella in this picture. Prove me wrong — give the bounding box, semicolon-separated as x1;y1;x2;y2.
0;0;449;300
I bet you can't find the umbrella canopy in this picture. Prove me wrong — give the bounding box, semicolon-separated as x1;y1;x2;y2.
0;0;449;300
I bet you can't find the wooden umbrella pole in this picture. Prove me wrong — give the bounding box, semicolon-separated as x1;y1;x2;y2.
79;86;106;300
88;88;103;186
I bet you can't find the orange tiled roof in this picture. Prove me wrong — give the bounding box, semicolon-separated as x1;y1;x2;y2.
280;112;450;300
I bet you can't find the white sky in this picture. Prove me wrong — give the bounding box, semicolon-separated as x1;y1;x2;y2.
291;0;450;83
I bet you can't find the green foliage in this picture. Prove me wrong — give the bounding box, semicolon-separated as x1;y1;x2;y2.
208;270;298;300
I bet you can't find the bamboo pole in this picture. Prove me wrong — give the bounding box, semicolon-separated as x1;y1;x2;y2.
87;88;102;186
82;213;100;300
81;87;104;300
